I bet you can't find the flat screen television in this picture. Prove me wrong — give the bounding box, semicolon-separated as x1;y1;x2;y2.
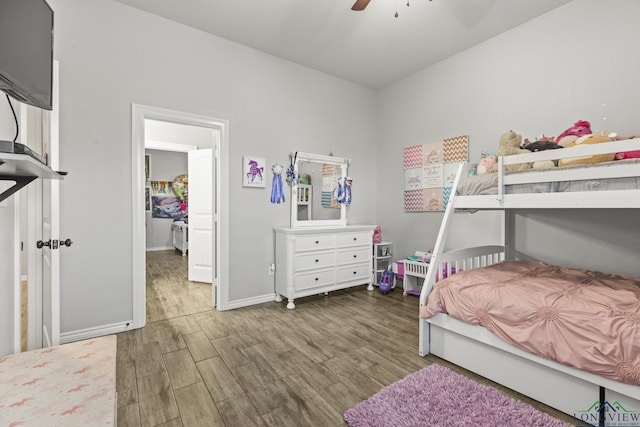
0;0;54;111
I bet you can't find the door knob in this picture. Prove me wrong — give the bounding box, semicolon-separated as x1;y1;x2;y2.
36;240;51;249
60;238;73;247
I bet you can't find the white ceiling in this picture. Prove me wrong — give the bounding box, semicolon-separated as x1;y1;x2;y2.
111;0;572;89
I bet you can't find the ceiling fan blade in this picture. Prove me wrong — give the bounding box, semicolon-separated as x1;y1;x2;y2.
351;0;371;11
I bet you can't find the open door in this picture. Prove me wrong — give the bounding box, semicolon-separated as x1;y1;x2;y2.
40;172;59;347
30;61;61;348
188;148;213;283
41;63;61;347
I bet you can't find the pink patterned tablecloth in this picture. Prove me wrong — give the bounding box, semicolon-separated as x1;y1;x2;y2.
0;335;117;426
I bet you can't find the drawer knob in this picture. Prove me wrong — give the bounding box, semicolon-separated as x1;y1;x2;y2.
315;277;319;281
315;240;319;244
315;259;319;263
353;237;357;241
353;271;357;275
353;254;357;258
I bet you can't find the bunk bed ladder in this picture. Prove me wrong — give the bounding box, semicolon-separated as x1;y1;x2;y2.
418;162;466;356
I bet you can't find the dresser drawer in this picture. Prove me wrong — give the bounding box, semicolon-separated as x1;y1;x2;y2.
296;234;336;252
295;270;336;291
336;231;370;248
296;251;335;272
336;263;371;283
336;247;370;266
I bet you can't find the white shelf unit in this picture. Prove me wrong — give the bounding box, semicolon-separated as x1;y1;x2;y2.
373;241;393;284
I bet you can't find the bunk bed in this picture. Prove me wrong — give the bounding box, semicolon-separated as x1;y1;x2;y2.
418;138;640;422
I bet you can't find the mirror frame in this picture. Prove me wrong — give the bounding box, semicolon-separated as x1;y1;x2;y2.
291;152;349;228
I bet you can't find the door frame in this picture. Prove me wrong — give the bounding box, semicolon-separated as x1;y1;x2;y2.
131;104;230;328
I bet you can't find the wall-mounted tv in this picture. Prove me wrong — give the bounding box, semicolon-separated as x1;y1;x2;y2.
0;0;54;111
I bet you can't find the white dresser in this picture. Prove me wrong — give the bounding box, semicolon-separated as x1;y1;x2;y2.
274;225;375;309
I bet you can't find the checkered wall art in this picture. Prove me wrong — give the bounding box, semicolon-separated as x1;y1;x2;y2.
403;135;468;212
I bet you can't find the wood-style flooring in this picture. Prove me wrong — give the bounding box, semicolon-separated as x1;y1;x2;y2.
116;250;575;426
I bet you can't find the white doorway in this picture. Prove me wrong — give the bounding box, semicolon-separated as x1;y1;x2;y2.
131;104;230;329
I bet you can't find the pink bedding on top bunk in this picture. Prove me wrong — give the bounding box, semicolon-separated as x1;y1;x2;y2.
420;260;640;386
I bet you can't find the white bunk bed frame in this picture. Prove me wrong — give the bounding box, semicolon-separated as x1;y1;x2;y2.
418;138;640;423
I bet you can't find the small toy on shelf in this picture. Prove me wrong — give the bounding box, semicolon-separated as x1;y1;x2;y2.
372;225;382;244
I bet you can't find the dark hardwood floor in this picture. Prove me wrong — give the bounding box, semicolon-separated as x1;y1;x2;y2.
116;250;575;426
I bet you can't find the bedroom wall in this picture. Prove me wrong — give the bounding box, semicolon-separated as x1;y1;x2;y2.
47;0;378;335
144;149;188;251
376;0;640;277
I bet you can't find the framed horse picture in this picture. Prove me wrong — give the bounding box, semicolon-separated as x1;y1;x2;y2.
243;156;266;188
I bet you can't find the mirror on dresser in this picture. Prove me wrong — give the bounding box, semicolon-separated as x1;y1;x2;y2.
275;152;374;309
290;152;349;228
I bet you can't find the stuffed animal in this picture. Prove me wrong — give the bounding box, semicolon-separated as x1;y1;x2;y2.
525;141;562;152
613;134;640;159
615;149;640;160
523;139;564;169
496;130;532;171
477;151;498;174
521;135;555;149
556;120;592;147
558;131;615;167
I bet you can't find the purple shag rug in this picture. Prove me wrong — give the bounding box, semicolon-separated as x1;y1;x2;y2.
344;363;569;427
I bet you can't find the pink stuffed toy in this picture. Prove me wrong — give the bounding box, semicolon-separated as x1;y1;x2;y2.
613;135;640;160
615;149;640;160
477;154;498;174
556;120;592;147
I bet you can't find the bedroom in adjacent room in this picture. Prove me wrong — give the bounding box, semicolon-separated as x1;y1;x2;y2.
143;119;214;322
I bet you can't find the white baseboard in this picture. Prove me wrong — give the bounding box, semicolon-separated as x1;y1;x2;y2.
224;293;278;311
146;246;175;252
60;295;281;342
60;321;135;344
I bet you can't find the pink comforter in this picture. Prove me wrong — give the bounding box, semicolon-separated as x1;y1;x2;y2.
420;260;640;386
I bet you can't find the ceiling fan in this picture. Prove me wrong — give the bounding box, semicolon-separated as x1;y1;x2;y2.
351;0;432;14
351;0;371;11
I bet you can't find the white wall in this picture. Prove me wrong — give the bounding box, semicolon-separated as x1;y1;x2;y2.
22;0;638;342
48;0;378;335
377;0;640;276
145;149;187;251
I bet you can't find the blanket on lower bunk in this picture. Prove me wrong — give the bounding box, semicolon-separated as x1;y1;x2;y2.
420;260;640;386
